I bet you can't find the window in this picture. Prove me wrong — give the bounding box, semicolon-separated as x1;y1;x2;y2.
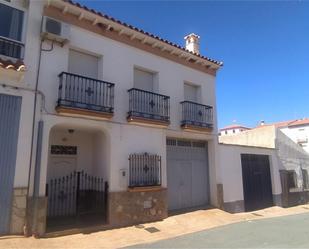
302;169;309;190
51;145;77;155
68;49;99;78
134;68;154;91
287;171;297;190
0;3;24;41
184;83;199;102
128;153;161;187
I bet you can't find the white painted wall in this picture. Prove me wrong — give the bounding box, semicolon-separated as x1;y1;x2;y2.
219;126;276;148
275;129;309;189
218;144;282;203
280;125;309;154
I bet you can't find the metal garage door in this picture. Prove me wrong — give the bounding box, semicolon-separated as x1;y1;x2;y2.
0;94;22;234
241;154;273;212
167;139;209;211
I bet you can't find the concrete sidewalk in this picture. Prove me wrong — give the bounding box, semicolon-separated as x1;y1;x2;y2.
1;205;309;249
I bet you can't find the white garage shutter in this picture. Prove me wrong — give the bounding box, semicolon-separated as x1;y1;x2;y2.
167;139;209;211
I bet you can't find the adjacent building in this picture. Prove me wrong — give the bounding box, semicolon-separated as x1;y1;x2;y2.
258;119;309;153
219;124;251;136
219;125;309;213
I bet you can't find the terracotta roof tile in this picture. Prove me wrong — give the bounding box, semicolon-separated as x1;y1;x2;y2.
288;118;309;127
256;118;309;128
64;0;223;67
0;58;25;72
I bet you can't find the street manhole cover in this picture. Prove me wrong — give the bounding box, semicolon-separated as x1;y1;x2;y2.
145;227;160;233
252;213;263;217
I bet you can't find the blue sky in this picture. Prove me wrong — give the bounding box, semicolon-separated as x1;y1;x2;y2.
78;0;309;128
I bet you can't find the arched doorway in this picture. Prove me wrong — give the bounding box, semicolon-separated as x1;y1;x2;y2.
45;124;109;231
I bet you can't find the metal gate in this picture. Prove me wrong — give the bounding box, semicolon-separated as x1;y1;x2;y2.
167;139;209;211
241;154;273;211
0;94;22;234
46;171;108;227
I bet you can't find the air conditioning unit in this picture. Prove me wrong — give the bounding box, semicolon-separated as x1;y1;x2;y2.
41;16;70;44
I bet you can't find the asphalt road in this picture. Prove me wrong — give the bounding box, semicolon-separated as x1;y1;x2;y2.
127;212;309;248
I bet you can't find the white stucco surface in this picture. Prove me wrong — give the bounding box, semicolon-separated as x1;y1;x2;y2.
218;144;281;203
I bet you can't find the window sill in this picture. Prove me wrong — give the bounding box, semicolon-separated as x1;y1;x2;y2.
127;186;165;193
289;188;303;193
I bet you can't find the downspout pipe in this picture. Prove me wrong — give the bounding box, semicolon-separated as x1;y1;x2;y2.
24;37;43;236
25;16;54;236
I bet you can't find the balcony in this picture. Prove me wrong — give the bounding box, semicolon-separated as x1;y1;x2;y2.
181;101;213;132
128;153;162;189
127;88;170;126
56;72;114;118
0;36;24;59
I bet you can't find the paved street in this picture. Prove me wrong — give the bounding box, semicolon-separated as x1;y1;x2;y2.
1;205;309;249
128;212;309;248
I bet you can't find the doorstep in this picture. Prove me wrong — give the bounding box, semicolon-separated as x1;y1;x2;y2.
43;223;112;238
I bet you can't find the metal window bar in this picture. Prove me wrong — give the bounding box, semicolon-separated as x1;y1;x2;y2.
128;88;170;122
181;101;213;128
57;72;115;113
0;36;24;59
128;153;162;187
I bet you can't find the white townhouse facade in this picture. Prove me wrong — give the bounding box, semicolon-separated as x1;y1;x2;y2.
0;0;223;236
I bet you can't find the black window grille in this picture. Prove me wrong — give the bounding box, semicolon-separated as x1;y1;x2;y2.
128;153;161;187
51;145;77;155
302;169;309;190
287;171;297;190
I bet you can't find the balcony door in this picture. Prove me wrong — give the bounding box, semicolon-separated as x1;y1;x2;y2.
0;2;24;59
133;68;161;116
68;49;98;78
134;68;154;92
68;49;99;108
184;83;198;102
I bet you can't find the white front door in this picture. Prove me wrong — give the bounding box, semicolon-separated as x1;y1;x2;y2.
48;156;77;180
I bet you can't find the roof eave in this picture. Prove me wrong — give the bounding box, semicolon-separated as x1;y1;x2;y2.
50;0;223;70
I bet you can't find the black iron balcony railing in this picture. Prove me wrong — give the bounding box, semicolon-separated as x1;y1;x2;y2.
181;101;213;129
127;88;170;123
57;72;114;114
129;153;161;187
0;36;24;59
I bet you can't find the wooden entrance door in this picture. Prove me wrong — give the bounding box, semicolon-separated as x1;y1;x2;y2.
241;154;273;211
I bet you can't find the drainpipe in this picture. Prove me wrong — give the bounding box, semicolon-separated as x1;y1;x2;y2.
25;16;54;236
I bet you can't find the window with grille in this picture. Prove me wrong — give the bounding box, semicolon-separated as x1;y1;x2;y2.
128;153;161;187
51;145;77;155
302;169;309;190
287;171;297;190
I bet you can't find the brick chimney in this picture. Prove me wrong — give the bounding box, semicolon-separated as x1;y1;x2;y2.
184;33;200;54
